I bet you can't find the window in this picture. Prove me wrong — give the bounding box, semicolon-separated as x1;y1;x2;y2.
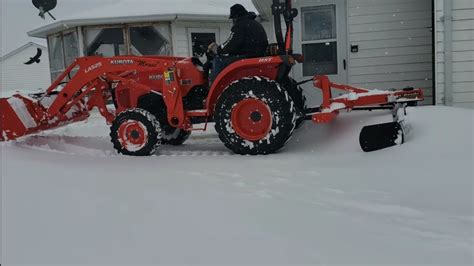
302;5;336;41
47;30;80;81
84;27;126;56
191;32;216;57
303;42;338;76
302;5;338;76
130;25;171;56
47;24;172;81
48;34;65;80
188;28;219;62
63;31;79;66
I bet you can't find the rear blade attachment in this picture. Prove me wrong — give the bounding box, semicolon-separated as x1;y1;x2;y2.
359;103;411;152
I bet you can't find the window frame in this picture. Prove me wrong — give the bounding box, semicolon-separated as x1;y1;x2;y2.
127;23;172;56
301;4;337;44
82;25;128;57
62;30;80;67
47;23;173;80
186;28;220;57
301;4;339;77
47;28;80;81
82;23;172;56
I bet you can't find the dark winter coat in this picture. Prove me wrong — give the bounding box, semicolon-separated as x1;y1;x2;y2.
218;12;269;57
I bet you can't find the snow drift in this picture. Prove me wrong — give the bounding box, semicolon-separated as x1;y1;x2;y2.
1;106;473;265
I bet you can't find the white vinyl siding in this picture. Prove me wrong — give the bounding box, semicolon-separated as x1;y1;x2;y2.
436;0;474;108
347;0;434;105
0;45;51;94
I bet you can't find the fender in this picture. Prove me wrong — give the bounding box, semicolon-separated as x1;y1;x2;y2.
206;56;284;114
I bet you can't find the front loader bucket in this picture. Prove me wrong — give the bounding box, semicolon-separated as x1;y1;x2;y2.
0;94;89;141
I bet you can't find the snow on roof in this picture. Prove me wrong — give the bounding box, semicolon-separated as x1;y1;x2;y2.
0;42;47;62
28;0;257;38
252;0;272;21
68;0;256;20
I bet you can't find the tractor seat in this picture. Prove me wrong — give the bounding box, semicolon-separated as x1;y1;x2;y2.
191;57;204;67
265;43;280;56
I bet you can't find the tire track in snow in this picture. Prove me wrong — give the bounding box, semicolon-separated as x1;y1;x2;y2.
12;134;234;157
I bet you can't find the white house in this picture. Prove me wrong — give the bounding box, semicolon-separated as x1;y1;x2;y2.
27;0;473;108
27;0;256;81
253;0;474;108
435;0;474;108
0;42;51;94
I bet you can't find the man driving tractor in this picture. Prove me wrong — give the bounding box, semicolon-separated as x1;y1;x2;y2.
207;4;269;83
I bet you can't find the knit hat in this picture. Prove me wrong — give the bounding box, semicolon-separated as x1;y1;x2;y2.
229;4;248;19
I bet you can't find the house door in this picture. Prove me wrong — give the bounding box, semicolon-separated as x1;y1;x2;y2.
187;28;220;63
294;0;348;87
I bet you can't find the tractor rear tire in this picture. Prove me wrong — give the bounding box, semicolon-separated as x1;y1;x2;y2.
280;77;307;129
110;108;162;156
214;77;297;155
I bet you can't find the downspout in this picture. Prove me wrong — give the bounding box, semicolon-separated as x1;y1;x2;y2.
77;26;85;57
442;0;453;106
168;15;179;56
432;0;436;105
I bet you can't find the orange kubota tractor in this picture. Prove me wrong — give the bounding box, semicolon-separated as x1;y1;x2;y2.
0;0;423;156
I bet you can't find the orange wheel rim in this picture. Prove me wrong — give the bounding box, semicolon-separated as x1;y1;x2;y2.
231;99;272;141
118;120;148;151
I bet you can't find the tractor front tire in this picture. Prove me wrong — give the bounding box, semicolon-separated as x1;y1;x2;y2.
214;77;297;155
110;108;162;156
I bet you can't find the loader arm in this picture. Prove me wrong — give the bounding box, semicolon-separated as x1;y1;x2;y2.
272;0;298;55
45;56;177;117
0;56;183;141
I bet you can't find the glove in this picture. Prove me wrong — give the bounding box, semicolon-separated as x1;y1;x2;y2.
207;42;218;55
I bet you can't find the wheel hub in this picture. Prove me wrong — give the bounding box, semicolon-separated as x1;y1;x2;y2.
130;130;140;140
231;99;272;141
250;111;262;122
117;120;148;151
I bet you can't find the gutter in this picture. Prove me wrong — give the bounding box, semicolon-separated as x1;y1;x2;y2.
252;0;269;21
442;0;453;106
28;14;229;38
0;42;47;61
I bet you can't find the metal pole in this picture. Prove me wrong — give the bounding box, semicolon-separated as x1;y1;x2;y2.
77;26;85;57
443;0;453;106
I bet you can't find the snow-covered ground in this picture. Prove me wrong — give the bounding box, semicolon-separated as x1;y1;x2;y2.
1;106;473;265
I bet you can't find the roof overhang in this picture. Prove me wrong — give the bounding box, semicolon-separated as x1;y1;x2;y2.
28;13;230;38
0;42;47;61
252;0;273;21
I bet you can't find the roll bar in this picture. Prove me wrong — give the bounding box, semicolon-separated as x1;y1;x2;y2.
271;0;298;55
